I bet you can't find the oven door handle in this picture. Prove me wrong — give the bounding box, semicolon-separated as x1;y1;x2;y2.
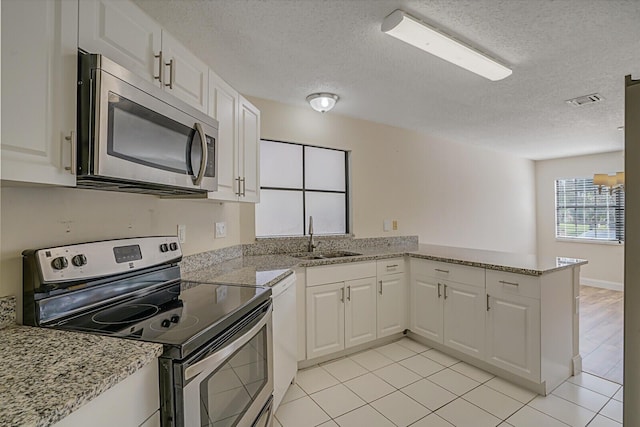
184;306;272;382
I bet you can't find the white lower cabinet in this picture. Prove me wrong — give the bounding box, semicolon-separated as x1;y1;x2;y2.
443;281;486;359
345;277;378;348
377;272;406;338
410;267;486;359
306;277;377;359
486;288;541;381
52;360;159;427
306;282;346;359
410;273;443;342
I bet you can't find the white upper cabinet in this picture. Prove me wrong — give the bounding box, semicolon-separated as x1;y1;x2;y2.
238;96;261;202
161;31;209;112
79;0;208;112
1;0;78;186
78;0;162;85
207;70;240;201
206;74;261;203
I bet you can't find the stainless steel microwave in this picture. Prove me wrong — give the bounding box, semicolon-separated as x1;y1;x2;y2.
76;53;218;196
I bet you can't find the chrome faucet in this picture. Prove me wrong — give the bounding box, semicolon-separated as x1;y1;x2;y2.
308;216;317;252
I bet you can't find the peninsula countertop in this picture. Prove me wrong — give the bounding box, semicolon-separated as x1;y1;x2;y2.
181;242;587;286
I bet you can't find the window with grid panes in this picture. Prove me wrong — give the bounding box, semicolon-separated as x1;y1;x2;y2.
555;178;624;243
255;140;349;237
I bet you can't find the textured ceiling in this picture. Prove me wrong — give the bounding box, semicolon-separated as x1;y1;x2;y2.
133;0;640;160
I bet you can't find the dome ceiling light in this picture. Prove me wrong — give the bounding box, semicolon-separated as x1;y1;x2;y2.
306;93;339;113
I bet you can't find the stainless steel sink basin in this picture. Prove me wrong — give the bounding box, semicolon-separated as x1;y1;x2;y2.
291;251;362;260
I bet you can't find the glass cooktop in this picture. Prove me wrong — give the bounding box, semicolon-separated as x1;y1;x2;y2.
52;280;271;359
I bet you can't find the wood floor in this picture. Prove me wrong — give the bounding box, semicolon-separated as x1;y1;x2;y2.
580;285;624;384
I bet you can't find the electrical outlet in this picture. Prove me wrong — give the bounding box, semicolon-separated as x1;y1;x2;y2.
392;220;398;230
177;224;186;243
383;219;391;232
215;222;227;238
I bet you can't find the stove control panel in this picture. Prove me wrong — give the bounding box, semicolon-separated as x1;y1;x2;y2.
29;236;182;283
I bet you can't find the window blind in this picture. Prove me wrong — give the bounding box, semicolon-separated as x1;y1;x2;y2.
555;178;624;242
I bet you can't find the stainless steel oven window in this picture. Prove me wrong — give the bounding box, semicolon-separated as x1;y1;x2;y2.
199;327;269;425
177;304;274;427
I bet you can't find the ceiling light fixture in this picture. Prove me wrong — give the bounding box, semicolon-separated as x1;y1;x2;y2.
306;93;339;113
381;9;512;81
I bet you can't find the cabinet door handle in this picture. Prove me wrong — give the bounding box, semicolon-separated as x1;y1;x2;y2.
435;268;449;274
64;131;76;175
443;284;448;300
154;51;163;85
499;280;519;287
386;264;399;269
486;294;490;311
437;283;441;298
379;280;383;295
164;58;174;89
240;177;246;196
347;286;351;301
340;288;344;303
235;177;241;196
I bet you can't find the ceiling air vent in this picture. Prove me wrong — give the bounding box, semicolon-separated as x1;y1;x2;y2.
566;93;604;107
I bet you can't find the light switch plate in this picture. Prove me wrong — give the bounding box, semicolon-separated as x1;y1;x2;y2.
383;219;391;232
215;222;227;238
392;220;398;230
177;224;186;243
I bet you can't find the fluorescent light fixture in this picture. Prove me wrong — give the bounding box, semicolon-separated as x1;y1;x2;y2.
306;93;339;113
381;9;512;81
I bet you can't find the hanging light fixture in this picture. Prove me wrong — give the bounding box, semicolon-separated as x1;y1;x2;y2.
594;172;625;194
306;93;339;113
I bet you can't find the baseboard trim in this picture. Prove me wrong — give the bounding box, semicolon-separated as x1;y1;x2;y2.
581;278;624;292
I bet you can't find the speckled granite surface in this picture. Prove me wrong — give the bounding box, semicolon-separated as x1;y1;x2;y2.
408;244;587;276
180;244;243;273
244;235;418;256
0;295;16;329
0;326;162;427
182;239;586;284
183;254;297;285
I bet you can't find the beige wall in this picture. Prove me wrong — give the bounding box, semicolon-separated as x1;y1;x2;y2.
535;151;624;286
247;97;537;253
0;186;241;320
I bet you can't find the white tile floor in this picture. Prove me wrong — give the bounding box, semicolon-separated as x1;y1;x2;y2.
274;338;623;427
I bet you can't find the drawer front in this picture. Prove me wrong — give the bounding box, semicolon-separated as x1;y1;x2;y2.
376;258;405;275
411;259;485;288
307;261;376;287
486;270;540;299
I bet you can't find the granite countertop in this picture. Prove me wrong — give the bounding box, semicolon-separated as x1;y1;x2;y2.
407;244;588;276
0;305;162;427
182;243;586;285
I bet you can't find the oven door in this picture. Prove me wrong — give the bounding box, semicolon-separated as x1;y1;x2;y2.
175;303;273;427
88;59;217;192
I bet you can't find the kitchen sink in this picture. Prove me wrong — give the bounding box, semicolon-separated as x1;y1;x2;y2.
291;251;362;260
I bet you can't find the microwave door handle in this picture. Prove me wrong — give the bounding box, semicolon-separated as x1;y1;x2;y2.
192;122;208;186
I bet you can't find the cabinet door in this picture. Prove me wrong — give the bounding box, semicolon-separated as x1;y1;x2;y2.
410;274;443;343
1;0;77;186
207;70;239;201
78;0;162;85
443;282;486;358
306;282;345;359
345;277;377;348
377;273;406;338
486;292;540;381
238;96;260;202
161;31;209;112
